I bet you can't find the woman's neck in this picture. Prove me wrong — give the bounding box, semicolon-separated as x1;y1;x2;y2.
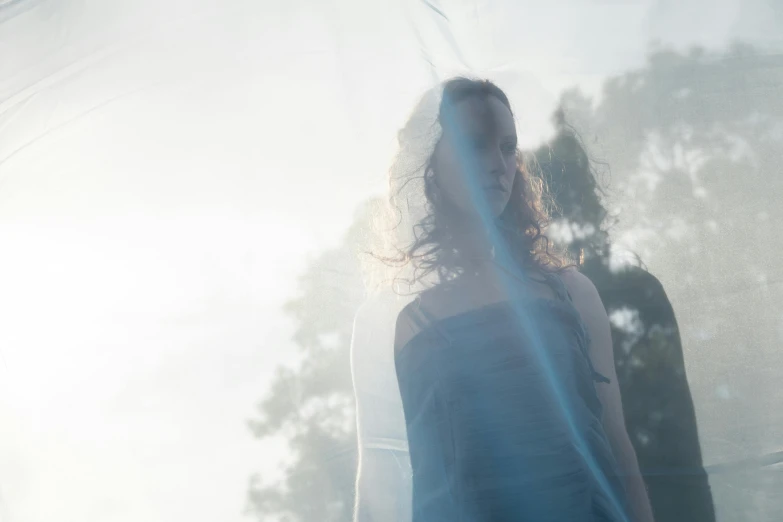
452;223;496;263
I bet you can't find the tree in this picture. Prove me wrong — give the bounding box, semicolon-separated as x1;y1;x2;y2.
536;127;716;522
246;202;377;522
558;43;783;522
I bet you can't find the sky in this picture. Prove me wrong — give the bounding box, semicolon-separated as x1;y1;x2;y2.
1;0;782;521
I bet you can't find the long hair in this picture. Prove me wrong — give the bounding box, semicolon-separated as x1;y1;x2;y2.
373;77;569;292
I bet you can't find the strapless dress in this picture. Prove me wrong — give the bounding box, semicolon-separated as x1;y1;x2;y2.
395;275;629;522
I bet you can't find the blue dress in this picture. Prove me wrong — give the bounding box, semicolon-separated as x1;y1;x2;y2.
395;273;629;522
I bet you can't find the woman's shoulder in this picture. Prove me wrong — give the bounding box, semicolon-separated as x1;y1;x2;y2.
394;300;423;354
558;267;602;306
557;267;612;339
393;284;466;353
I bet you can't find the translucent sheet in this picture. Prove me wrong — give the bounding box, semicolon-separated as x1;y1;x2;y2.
1;1;782;521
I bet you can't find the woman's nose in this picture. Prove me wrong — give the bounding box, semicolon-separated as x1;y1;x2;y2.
487;147;507;177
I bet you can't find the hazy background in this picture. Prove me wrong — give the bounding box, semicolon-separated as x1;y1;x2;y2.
2;1;783;521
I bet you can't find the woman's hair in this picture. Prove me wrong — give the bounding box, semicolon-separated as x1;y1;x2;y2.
533;113;612;263
376;77;569;291
535;113;608;229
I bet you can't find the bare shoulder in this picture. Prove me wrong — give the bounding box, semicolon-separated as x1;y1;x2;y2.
394;301;424;354
559;267;602;307
393;285;452;353
559;268;614;373
351;295;393;365
559;268;610;337
559;267;610;331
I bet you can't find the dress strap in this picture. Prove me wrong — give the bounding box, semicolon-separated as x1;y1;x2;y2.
542;271;571;302
545;272;611;385
405;298;429;331
409;296;452;345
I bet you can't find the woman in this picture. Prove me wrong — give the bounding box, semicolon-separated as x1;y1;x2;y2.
387;78;655;521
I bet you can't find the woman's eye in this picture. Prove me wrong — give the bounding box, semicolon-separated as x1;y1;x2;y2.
472;139;489;151
502;143;516;154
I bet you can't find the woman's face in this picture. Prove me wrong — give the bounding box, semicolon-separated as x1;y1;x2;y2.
432;95;517;220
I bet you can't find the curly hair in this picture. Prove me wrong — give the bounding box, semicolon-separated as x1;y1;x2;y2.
380;77;569;290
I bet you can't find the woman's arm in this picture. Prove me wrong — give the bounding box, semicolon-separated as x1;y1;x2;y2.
352;308;390;522
354;448;410;522
562;269;656;522
351;304;415;522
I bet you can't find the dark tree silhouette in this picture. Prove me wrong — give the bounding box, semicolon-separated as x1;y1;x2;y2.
536;128;715;522
554;43;783;521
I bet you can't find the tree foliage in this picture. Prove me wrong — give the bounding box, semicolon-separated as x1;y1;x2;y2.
559;43;783;522
246;202;375;521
